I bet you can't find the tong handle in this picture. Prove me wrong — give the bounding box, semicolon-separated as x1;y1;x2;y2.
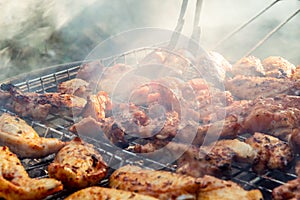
168;0;189;49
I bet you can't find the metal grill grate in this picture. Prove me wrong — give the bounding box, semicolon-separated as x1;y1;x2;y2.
1;47;299;200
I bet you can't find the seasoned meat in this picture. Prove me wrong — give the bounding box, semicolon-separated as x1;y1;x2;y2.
170;143;235;178
198;175;263;200
241;96;300;141
246;132;293;173
82;91;112;120
272;178;300;200
58;78;90;98
262;56;296;79
48;137;108;189
272;163;300;200
213;139;257;163
70;116;127;147
76;61;104;83
196;51;231;87
109;165;200;200
140;50;189;77
0;113;65;158
232;56;265;77
0;88;10;106
1;83;87;120
0;146;63;200
225;75;300;100
191;115;240;146
65;186;159;200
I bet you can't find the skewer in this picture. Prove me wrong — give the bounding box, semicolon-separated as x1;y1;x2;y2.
244;8;300;57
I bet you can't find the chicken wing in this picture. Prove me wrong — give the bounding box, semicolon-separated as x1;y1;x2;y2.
65;187;159;200
48;137;108;189
246;132;293;173
0;113;65;158
0;146;63;200
198;175;263;200
109;165;200;200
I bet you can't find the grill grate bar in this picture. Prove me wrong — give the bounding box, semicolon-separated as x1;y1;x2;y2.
243;8;300;57
212;0;280;50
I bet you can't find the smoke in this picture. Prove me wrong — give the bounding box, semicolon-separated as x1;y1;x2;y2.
0;0;299;80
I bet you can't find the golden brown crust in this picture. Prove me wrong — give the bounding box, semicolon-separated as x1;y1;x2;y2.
109;165;200;200
0;146;63;200
65;186;159;200
48;137;108;189
0;113;65;158
198;175;263;200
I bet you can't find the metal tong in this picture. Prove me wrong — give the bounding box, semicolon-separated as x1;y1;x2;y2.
168;0;204;55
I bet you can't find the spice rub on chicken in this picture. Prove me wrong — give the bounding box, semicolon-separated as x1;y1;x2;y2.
58;78;90;98
0;113;65;158
65;186;159;200
198;175;263;200
48;137;108;189
109;165;200;200
246;132;293;174
0;146;63;200
1;83;87;120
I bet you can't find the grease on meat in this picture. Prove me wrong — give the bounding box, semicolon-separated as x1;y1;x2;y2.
48;137;108;189
0;146;63;200
0;113;65;158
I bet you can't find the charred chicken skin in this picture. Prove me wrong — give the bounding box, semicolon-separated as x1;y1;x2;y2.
48;137;108;189
0;146;63;200
1;83;87;120
109;165;200;200
65;186;159;200
246;132;293;173
0;113;65;158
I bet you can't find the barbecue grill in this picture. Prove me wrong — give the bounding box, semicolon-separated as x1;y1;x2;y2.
1;0;299;199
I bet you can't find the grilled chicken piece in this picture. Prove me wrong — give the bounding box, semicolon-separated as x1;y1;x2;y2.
58;78;90;98
191;115;240;146
196;51;232;87
272;163;300;200
225;75;300;100
140;50;189;77
110;165;200;200
0;113;65;158
198;175;263;200
0;146;63;200
70;116;127;147
246;132;293;173
241;96;300;140
262;56;295;79
232;56;265;77
1;83;87;120
0;88;10;106
76;61;104;84
213;139;257;163
65;187;159;200
82;91;112;120
48;137;108;189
